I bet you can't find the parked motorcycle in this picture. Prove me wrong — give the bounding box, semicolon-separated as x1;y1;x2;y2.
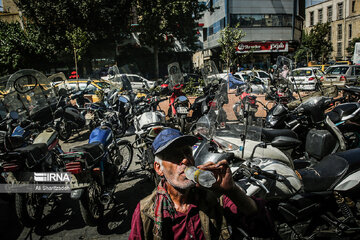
166;62;190;133
132;95;168;185
63;113;133;226
232;147;360;239
0;69;65;227
54;81;95;141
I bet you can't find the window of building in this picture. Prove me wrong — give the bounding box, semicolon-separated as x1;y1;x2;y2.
329;26;332;41
352;0;356;13
310;11;314;26
349;41;353;52
230;14;292;28
220;18;225;29
338;2;343;20
208;26;213;36
203;28;207;41
318;9;323;23
349;24;352;38
327;6;333;22
337;42;342;56
338;24;342;40
213;21;221;34
295;18;302;29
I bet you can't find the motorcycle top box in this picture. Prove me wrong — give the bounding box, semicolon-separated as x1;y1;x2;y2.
305;129;337;159
135;111;166;131
89;126;112;147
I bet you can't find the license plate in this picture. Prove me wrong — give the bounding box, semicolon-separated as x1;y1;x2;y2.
177;107;188;114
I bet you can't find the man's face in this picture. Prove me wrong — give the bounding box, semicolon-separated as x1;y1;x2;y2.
158;145;196;190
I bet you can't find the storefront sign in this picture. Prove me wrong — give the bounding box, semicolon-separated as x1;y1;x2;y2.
236;41;288;53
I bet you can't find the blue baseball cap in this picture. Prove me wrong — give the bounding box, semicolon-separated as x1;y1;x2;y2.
152;128;198;155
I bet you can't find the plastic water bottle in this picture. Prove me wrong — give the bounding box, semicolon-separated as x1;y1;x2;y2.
184;166;216;188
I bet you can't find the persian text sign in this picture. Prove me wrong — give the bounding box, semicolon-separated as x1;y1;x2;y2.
236;41;289;53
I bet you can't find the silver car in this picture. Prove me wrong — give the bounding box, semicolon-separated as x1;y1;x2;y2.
289;67;323;91
322;65;360;86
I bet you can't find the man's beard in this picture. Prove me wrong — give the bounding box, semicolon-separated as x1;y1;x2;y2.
163;167;195;191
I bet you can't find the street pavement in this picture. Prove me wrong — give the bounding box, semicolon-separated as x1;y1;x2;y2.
0;132;155;240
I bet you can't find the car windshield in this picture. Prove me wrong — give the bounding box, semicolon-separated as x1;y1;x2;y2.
292;70;312;77
258;72;269;78
95;81;110;89
326;66;349;75
240;74;250;81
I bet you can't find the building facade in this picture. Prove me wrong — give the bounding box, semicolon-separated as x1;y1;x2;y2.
305;0;360;60
194;0;305;70
0;0;21;23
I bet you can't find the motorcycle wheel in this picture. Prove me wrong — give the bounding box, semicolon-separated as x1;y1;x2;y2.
179;118;186;133
110;139;133;178
144;148;160;186
15;193;44;227
79;181;104;226
56;120;71;141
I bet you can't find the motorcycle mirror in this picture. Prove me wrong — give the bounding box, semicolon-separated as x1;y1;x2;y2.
8;111;19;120
86;80;91;86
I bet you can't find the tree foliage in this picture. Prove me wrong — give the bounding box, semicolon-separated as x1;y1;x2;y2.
218;24;246;70
0;21;54;75
133;0;206;77
346;36;360;55
295;23;332;64
11;0;133;71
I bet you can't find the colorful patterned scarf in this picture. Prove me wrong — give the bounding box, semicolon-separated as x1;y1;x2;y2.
153;179;176;238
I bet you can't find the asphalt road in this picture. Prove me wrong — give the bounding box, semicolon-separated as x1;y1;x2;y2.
0;131;156;240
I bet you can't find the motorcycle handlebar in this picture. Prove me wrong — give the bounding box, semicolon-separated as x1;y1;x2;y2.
253;166;285;182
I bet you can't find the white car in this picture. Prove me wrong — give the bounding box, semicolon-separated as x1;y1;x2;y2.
234;72;267;94
243;70;271;85
289;67;323;91
102;73;155;90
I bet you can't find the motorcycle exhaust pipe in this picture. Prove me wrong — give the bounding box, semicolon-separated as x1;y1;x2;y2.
100;192;111;205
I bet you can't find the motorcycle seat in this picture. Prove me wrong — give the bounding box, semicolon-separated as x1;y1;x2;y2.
297;155;348;192
261;128;298;142
13;143;49;168
14;143;48;157
70;142;104;166
327;103;360;123
335;148;360;174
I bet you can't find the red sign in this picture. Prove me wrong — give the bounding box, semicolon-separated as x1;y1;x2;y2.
236;41;289;53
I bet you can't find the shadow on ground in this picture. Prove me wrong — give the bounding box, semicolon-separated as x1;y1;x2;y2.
97;175;155;235
0;194;24;240
9;172;155;239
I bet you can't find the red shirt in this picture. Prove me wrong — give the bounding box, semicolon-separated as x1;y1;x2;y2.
129;195;273;240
